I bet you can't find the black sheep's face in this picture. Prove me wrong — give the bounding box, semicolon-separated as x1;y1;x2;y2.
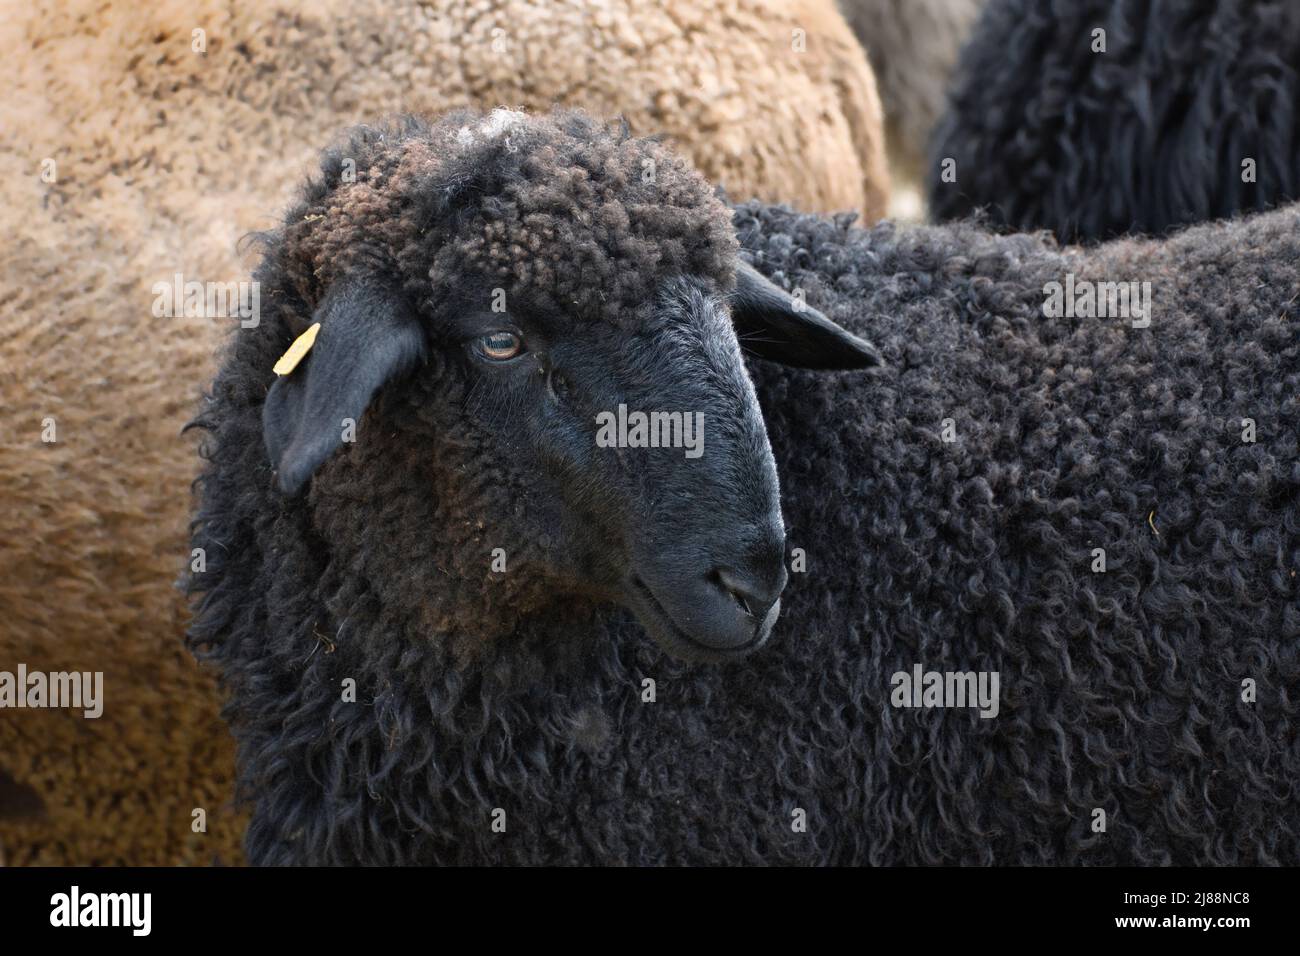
261;264;879;662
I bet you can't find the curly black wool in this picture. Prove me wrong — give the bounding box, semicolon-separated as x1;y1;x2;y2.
929;0;1300;243
189;112;1300;865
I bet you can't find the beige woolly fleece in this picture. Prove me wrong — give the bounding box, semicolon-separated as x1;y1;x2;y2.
0;0;886;865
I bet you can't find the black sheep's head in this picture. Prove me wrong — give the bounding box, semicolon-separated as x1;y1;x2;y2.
255;110;879;662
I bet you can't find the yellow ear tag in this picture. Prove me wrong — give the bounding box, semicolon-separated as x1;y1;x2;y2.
273;322;321;376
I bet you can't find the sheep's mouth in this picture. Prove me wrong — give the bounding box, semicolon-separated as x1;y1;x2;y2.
628;576;766;660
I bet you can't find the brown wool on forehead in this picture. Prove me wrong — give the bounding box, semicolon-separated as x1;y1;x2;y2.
288;110;737;328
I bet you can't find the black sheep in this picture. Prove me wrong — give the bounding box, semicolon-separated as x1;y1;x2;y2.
929;0;1300;243
188;109;1300;864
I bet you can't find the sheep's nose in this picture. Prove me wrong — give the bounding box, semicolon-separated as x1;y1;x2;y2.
629;530;787;659
693;547;787;651
713;563;787;624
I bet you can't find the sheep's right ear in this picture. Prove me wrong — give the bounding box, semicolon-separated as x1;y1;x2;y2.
262;278;425;495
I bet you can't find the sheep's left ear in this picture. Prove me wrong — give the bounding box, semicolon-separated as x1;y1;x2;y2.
262;277;425;495
730;260;882;369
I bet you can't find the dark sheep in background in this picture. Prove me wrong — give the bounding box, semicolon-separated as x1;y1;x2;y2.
189;109;1299;865
928;0;1300;243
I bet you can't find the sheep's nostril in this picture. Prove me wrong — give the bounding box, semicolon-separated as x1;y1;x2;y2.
713;565;784;621
727;587;753;616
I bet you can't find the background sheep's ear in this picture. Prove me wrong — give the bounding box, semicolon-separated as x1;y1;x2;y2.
730;260;882;370
263;278;425;495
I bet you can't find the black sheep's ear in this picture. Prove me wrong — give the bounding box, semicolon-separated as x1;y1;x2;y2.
730;260;882;369
262;277;425;495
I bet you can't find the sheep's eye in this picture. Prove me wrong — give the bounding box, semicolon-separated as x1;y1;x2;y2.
477;331;524;361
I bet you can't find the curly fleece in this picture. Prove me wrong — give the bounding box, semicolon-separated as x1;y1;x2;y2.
192;114;1299;865
929;0;1300;243
277;112;735;332
1;0;886;866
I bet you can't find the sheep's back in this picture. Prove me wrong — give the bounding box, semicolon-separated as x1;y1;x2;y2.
730;200;1300;863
